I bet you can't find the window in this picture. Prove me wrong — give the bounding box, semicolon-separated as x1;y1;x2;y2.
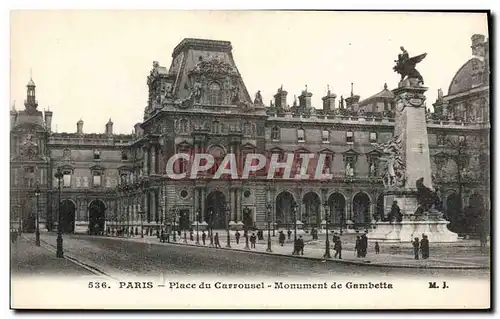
93;149;101;160
180;190;189;199
297;129;305;142
322;130;329;143
346;131;354;143
212;120;220;134
437;134;446;146
369;132;378;143
208;82;222;105
368;159;378;177
24;166;35;174
179;119;188;133
459;135;466;143
271;126;280;140
92;171;102;187
63;170;72;187
121;151;128;161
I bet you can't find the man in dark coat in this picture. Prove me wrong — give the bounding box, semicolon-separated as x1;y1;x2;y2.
279;231;285;246
420;234;429;259
250;233;257;249
201;231;206;245
214;232;221;248
355;236;361;257
361;234;368;257
287;229;292;241
235;231;241;244
297;235;305;255
334;236;342;259
412;237;420;260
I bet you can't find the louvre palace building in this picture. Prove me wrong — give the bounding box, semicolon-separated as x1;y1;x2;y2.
10;35;490;235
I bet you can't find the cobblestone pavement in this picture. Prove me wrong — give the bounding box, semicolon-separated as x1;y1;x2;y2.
27;233;490;279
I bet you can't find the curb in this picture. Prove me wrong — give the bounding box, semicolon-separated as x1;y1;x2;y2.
104;236;489;270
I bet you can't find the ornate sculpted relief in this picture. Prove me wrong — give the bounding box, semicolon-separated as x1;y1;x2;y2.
376;135;406;189
395;91;427;112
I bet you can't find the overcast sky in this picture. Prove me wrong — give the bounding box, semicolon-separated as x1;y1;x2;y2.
10;11;488;134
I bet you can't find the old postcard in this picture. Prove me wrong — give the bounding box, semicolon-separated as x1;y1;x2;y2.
9;10;491;310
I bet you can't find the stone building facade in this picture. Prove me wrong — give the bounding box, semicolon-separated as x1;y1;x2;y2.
10;36;490;234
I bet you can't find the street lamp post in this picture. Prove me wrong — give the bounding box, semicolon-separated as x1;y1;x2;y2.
266;204;272;252
323;202;332;259
243;206;250;250
195;209;200;245
292;202;298;255
34;184;41;246
140;211;144;238
225;203;231;248
54;168;64;258
173;207;177;242
208;209;214;246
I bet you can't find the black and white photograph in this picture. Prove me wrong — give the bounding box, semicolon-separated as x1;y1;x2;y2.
8;10;491;310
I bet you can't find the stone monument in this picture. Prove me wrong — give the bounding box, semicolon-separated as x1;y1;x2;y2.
370;48;458;243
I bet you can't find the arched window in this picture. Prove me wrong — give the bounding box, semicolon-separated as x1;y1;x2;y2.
208;82;222;105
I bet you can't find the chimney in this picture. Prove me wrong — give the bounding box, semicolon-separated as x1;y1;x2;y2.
10;102;17;129
322;86;337;113
471;34;486;59
298;85;313;109
273;85;287;109
345;83;360;110
77;119;84;134
105;118;114;136
44;109;53;132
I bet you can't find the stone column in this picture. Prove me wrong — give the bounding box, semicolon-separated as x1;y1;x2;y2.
143;146;149;176
200;187;206;222
151;145;157;175
193;187;198;222
237;187;242;222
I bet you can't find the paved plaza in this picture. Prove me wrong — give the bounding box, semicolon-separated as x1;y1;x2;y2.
16;232;490;281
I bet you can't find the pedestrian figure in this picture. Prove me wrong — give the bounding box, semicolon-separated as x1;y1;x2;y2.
361;234;368;257
334;237;342;259
355;236;361;257
160;230;165;242
250;233;257;249
412;237;420;260
177;229;181;237
166;231;171;243
420;234;429;259
135;227;139;236
374;241;380;254
287;229;292;241
279;231;285;246
202;231;206;245
214;232;221;248
235;231;240;244
297;235;305;255
190;230;194;241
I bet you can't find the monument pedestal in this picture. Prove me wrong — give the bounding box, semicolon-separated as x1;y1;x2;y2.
369;220;458;243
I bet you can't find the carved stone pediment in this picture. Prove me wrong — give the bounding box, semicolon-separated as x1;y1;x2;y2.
189;58;237;77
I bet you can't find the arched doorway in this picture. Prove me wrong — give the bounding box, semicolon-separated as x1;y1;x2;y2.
376;194;385;221
60;200;76;234
89;200;106;235
205;191;226;229
328;192;346;226
352;192;371;225
275;191;295;228
302;192;321;228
